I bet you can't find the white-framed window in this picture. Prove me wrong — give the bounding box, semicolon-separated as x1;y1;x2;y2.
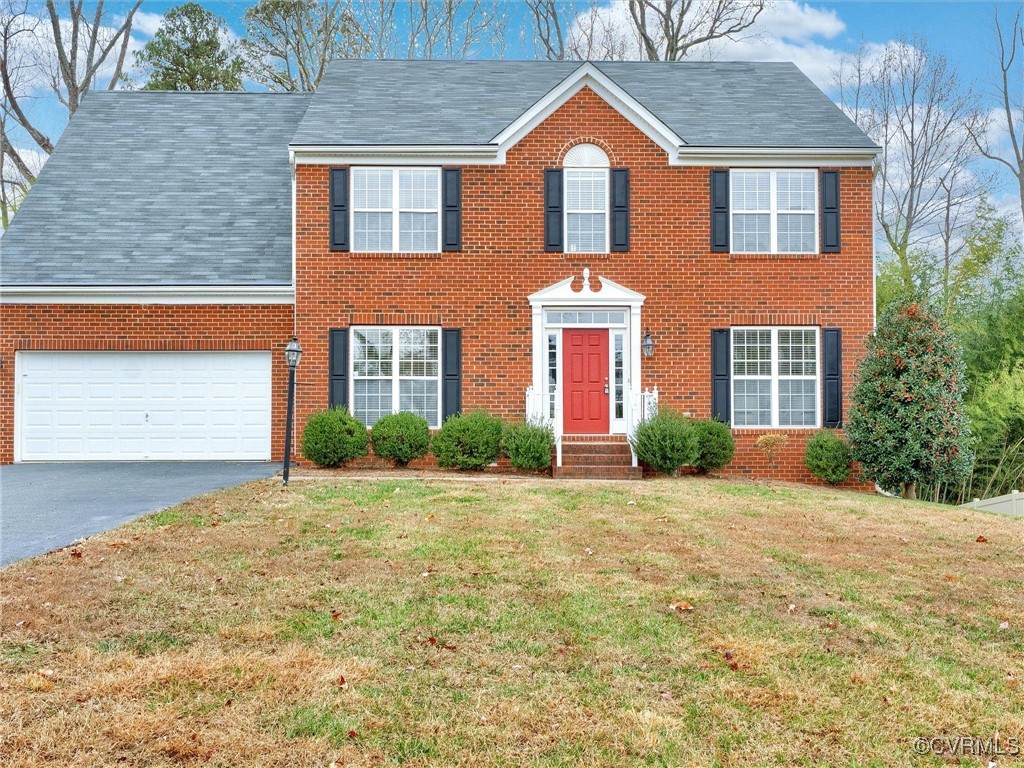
351;326;441;427
563;143;610;254
351;168;441;253
731;170;817;254
731;327;819;428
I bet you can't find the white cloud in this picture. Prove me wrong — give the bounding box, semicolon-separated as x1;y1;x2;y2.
132;10;165;38
564;0;869;88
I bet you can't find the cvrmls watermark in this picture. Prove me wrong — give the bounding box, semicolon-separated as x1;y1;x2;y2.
913;735;1021;757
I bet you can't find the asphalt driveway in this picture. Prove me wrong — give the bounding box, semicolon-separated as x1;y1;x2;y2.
0;462;277;566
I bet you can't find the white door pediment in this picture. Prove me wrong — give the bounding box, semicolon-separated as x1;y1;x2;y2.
528;268;645;308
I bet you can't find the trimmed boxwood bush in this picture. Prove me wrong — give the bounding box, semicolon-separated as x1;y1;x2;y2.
371;412;431;466
629;410;697;476
301;407;369;467
805;429;852;484
690;419;735;473
431;411;503;470
502;421;553;471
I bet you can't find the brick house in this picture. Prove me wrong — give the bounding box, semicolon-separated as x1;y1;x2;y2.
0;60;878;481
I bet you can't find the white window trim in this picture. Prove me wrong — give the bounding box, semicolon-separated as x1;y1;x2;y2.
350;168;442;253
349;325;443;428
563;168;611;255
729;169;819;255
730;326;821;429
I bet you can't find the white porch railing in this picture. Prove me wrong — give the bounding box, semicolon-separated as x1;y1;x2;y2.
525;386;563;466
627;387;658;467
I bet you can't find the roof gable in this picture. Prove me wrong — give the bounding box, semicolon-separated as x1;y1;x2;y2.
492;62;683;159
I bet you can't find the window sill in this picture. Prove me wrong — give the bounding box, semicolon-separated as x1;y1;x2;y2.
347;251;443;260
728;252;821;260
730;427;824;434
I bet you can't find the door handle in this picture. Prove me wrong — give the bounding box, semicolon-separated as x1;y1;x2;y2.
604;384;610;394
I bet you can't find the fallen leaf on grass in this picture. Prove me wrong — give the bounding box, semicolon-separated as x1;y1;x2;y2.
425;514;435;521
330;610;341;621
999;621;1010;630
787;604;796;614
69;550;83;559
337;675;348;689
976;535;989;543
654;515;669;522
669;601;694;614
943;573;959;581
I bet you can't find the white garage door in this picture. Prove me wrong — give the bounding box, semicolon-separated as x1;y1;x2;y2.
15;351;272;461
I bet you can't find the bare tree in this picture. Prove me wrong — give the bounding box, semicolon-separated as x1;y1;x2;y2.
628;0;764;60
403;0;507;59
835;37;985;289
968;5;1024;225
351;1;505;60
242;0;363;92
0;0;139;225
527;0;764;62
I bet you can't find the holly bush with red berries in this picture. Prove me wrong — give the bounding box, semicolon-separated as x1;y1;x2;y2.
847;301;974;499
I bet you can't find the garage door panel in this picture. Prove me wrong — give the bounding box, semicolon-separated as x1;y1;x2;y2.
16;352;272;461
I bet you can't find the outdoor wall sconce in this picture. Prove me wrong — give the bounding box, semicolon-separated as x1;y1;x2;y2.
642;329;655;358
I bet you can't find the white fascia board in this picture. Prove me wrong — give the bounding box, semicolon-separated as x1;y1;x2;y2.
0;285;295;305
672;146;880;167
291;145;504;165
492;62;683;159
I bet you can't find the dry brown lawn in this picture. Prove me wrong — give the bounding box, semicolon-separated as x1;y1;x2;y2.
1;475;1022;767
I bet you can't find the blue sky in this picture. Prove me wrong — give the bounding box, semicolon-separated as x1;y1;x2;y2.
10;0;1023;189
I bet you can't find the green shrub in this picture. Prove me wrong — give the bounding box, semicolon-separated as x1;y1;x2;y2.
629;410;697;476
431;411;503;470
502;421;553;471
805;430;853;484
371;412;431;466
690;419;735;473
301;407;369;467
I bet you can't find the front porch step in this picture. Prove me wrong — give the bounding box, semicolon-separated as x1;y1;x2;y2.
555;439;640;480
553;464;642;480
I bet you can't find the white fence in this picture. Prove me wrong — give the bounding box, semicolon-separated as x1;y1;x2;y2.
962;490;1024;518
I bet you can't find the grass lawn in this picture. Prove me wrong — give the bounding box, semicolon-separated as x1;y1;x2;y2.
1;475;1022;767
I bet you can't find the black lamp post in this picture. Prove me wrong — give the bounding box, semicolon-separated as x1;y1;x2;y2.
642;329;655;358
282;336;302;486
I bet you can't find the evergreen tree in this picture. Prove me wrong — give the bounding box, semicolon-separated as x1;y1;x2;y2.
133;3;244;91
847;300;973;499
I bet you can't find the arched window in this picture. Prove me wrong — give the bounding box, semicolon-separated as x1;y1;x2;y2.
563;143;609;254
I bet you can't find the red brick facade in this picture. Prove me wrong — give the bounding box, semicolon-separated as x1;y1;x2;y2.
293;87;875;484
2;87;874;484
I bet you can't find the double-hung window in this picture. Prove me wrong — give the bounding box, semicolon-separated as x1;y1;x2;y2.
352;168;441;252
351;327;441;427
732;327;819;428
565;168;608;253
731;170;817;254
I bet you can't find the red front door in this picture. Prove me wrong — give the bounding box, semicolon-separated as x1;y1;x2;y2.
563;329;610;434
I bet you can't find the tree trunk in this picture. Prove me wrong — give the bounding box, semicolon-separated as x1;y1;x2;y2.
903;481;917;500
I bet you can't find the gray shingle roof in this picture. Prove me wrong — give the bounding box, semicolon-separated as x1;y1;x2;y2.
290;60;875;149
1;91;309;286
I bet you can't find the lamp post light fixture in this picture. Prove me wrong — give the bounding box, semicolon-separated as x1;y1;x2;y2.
641;329;655;359
282;336;302;486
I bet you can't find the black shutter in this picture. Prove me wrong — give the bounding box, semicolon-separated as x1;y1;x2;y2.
329;168;349;252
442;168;462;252
710;169;729;252
442;328;462;422
544;169;563;252
328;328;349;408
820;170;841;253
711;329;731;423
822;328;842;427
610;168;630;252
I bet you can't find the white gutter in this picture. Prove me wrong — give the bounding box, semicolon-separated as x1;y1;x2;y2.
0;285;295;305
